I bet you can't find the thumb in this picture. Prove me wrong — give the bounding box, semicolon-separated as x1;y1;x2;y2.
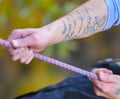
11;35;35;48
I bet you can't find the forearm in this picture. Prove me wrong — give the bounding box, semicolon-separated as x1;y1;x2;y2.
44;0;108;46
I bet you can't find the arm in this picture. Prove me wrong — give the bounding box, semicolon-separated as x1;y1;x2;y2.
7;0;108;64
45;0;108;45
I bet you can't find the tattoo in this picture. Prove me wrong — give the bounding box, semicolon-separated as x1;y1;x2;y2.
65;31;74;40
68;14;77;28
62;13;76;40
74;19;76;27
83;15;106;35
83;8;107;35
62;10;85;40
66;16;70;21
76;11;84;34
62;21;75;40
61;7;107;40
114;88;120;95
62;21;67;35
65;24;72;39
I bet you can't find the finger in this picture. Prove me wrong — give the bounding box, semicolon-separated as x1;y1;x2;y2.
31;47;44;53
11;34;37;48
92;68;108;73
19;48;30;63
98;72;120;83
90;78;107;90
25;53;34;64
94;86;108;98
8;29;35;41
89;72;120;83
92;68;113;75
20;49;33;64
5;48;14;56
12;47;28;61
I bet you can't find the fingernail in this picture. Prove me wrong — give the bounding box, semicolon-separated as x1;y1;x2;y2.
20;59;25;63
100;72;109;81
88;77;92;80
12;40;18;47
12;56;18;61
25;61;30;64
12;57;18;61
101;72;107;78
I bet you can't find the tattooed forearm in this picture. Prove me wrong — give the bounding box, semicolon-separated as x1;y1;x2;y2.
114;88;120;95
83;7;107;35
83;15;107;35
62;14;76;40
60;0;107;40
46;0;108;45
61;11;83;40
61;9;107;40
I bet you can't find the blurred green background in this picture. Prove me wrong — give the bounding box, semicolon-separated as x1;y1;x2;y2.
0;0;120;99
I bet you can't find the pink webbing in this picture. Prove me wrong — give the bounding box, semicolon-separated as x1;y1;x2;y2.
0;38;98;80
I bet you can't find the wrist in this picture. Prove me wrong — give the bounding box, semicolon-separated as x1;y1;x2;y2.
43;20;65;46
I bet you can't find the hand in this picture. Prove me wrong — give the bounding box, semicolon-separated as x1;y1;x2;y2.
89;68;120;99
7;27;55;64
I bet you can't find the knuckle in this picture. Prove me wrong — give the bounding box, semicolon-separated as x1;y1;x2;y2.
105;75;110;81
31;34;38;42
20;58;25;63
102;87;110;93
9;29;22;40
31;34;41;46
96;92;101;96
94;87;101;96
92;68;98;73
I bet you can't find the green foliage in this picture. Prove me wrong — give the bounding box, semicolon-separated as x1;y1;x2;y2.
0;0;79;98
0;0;120;99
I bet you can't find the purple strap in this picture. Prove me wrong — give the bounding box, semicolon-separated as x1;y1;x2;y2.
0;38;98;80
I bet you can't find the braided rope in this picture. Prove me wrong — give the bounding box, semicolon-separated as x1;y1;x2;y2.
0;38;98;80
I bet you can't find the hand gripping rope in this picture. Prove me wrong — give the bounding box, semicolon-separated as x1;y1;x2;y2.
0;38;98;80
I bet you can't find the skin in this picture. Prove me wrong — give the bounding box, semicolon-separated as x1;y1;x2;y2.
6;0;120;98
90;68;120;99
7;0;108;64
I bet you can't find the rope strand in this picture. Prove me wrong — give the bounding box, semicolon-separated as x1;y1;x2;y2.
0;38;98;80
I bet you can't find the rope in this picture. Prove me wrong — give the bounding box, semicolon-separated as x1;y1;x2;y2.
0;38;98;80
